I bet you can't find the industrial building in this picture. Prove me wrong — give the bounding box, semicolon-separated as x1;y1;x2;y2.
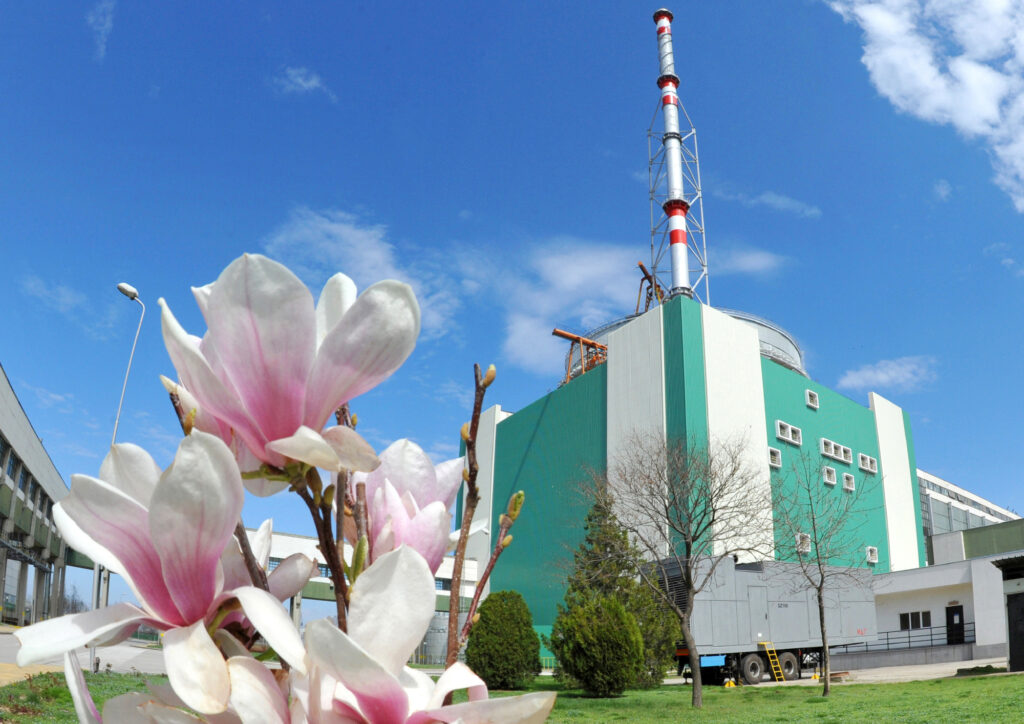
462;8;1020;664
0;363;68;625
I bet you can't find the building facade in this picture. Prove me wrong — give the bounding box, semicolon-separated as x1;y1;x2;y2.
0;363;68;624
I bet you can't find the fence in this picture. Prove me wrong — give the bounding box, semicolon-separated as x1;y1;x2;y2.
832;622;976;654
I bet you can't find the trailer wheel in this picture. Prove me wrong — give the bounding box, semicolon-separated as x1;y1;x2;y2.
740;653;764;685
778;652;799;681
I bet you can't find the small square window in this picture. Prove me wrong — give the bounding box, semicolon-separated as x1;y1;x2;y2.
865;546;879;564
805;390;819;409
823;466;837;485
796;532;811;554
843;473;855;491
768;447;782;469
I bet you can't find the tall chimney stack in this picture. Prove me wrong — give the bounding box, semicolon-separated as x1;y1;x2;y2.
653;8;692;297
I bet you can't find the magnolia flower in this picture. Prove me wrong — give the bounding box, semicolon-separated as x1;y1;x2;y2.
159;253;419;493
293;547;555;724
16;433;309;715
349;439;464;572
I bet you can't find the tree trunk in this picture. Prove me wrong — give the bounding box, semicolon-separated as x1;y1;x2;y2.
681;618;702;708
817;586;830;697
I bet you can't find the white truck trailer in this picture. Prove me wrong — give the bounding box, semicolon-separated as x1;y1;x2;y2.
666;557;877;684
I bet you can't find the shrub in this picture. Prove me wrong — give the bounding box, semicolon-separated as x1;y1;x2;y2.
465;590;541;690
549;595;643;697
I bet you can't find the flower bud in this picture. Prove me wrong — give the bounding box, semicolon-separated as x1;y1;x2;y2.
506;490;525;521
482;364;497;388
351;413;358;428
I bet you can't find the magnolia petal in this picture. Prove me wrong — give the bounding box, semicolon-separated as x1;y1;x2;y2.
316;273;358;350
164;621;231;715
99;443;162;507
304;280;420;431
150;431;244;623
267;553;315;601
160;375;226;439
214;629;253;661
306;619;409;724
220;541;251;592
192;282;215;322
376;440;435;510
371;518;395;564
425;662;488;710
228;656;289;724
408;692;557;724
322;426;380;473
252;519;273;570
159;298;270;462
140;701;212;723
398;667;436;714
58;477;183;624
402;503;452;574
203;254;316;442
101;693;156;723
17;604;148;666
64;651;101;724
233;586;307;674
53;502;124;579
349;546;436;675
266;426;342;470
237;443;292;497
433;456;467;510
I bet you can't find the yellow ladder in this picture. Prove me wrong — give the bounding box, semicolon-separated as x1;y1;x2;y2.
759;641;784;682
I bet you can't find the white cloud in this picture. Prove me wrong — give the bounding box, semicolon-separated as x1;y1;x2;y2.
711;246;788;276
433;379;475;411
715;189;822;218
273;67;337;102
828;0;1024;211
934;178;952;201
86;0;115;62
18;381;74;413
982;241;1024;276
458;209;473;220
20;274;121;340
262;207;460;340
837;355;937;392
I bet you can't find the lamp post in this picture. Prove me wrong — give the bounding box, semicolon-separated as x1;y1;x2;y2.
90;282;145;671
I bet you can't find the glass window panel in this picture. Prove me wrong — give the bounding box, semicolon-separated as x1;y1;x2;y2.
900;613;910;631
911;612;921;629
922;611;931;627
951;507;968;531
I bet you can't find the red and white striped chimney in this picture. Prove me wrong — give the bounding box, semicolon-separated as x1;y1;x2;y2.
654;8;692;297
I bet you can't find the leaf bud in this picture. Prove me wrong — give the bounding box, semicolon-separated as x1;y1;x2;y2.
472;613;481;625
506;490;525;521
351;413;358;428
502;534;513;548
482;364;497;388
462;467;470;482
460;423;470;442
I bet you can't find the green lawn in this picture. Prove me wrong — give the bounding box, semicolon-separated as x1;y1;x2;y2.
4;670;1024;722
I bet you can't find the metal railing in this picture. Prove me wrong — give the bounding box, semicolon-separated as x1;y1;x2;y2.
832;622;976;654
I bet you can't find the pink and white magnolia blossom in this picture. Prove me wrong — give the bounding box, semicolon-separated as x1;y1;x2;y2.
15;432;310;715
159;253;419;494
349;439;465;573
294;547;555;724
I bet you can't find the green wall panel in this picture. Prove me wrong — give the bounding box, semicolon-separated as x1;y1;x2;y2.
0;486;11;517
661;296;708;449
488;365;608;631
761;360;893;573
963;518;1024;559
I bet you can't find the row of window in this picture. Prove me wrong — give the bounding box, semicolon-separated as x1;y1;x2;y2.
918;477;1014;523
0;435;55;520
773;422;879;474
899;610;931;630
794;533;878;564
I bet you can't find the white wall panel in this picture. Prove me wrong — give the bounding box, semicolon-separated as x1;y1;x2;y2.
870;393;919;571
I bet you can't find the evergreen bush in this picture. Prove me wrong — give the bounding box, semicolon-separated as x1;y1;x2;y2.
465;590;541;690
549;595;643;697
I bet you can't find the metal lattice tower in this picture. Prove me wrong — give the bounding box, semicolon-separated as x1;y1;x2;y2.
647;8;709;304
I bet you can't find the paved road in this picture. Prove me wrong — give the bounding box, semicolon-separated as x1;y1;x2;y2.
0;631;167;686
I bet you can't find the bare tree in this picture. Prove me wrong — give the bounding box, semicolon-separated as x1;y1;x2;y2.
771;452;876;696
603;433;773;709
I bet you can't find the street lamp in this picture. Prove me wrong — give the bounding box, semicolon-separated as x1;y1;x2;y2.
91;281;145;671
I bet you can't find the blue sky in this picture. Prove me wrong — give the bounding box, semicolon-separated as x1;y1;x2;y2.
2;1;1023;611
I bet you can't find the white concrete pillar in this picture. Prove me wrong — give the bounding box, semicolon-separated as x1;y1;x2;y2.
15;562;28;626
290;590;303;628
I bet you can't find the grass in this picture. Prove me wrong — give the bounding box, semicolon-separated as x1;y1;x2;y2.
5;669;1024;722
0;670;164;723
484;672;1024;723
